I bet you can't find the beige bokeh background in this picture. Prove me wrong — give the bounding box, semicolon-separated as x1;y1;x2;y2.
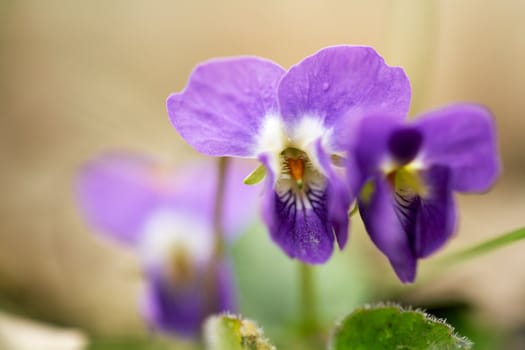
1;0;524;339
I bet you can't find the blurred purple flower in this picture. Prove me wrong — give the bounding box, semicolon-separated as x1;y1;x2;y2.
349;104;500;283
167;45;411;264
76;153;257;338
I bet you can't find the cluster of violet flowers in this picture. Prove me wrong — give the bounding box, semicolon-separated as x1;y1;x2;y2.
76;45;500;340
168;45;500;282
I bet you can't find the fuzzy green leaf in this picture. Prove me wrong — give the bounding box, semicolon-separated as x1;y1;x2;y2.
330;304;472;350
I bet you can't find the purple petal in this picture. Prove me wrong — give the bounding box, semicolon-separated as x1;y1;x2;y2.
272;188;334;263
167;57;285;157
141;261;236;338
348;115;402;194
348;115;407;176
221;159;261;238
259;155;334;263
258;154;277;236
412;166;457;258
348;115;425;195
77;153;258;246
216;261;237;313
278;45;411;150
414;103;501;192
314;139;351;249
142;276;204;338
166;159;260;240
76;153;166;245
388;127;423;165
358;177;417;283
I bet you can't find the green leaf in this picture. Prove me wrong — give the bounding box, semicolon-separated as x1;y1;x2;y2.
243;165;267;185
330;304;472;350
204;313;275;350
440;226;525;265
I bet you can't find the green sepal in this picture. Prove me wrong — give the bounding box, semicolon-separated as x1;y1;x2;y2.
243;165;267;185
348;204;359;218
330;304;472;350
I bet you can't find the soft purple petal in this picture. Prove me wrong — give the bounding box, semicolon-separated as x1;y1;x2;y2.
78;153;258;247
388;127;423;165
221;159;261;238
272;188;334;263
216;260;237;313
142;275;204;338
76;153;167;245
412;166;457;258
347;115;404;198
259;155;334;263
314;139;351;249
352;115;403;175
258;154;277;236
414;103;501;192
167;57;285;157
278;45;411;150
358;177;416;283
165;159;260;240
348;115;424;196
141;261;236;338
359;165;455;281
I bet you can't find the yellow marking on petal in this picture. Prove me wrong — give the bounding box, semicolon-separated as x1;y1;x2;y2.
395;167;428;197
331;154;346;167
360;181;376;204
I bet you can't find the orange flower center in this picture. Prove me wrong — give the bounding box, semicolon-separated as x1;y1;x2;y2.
287;157;305;188
387;171;397;189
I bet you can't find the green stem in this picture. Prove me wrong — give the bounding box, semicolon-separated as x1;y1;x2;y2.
204;157;228;320
213;157;228;258
299;263;318;335
439;226;525;265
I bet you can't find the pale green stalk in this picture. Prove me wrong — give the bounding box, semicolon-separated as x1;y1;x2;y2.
439;227;525;265
298;263;319;338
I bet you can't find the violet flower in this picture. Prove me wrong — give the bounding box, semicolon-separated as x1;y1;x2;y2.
76;153;256;338
349;104;500;283
167;46;411;263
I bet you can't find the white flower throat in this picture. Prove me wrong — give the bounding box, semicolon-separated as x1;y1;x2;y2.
140;209;213;285
276;147;326;211
254;115;331;211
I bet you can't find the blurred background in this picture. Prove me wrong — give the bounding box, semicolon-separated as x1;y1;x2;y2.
1;0;524;349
